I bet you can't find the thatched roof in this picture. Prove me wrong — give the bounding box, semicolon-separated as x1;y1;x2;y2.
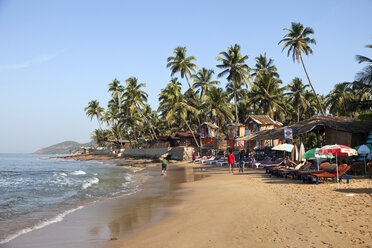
201;122;219;129
237;116;372;141
227;123;245;127
245;115;280;125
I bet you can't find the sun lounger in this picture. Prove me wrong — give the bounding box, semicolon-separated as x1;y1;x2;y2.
276;162;312;178
195;155;212;163
204;157;222;164
289;162;330;180
305;164;351;185
201;156;217;164
252;156;271;168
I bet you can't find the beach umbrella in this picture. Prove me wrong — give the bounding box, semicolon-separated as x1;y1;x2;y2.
272;143;294;152
316;144;358;182
354;144;372;175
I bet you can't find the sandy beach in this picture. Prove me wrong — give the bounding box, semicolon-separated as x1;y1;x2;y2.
108;164;372;248
4;158;372;248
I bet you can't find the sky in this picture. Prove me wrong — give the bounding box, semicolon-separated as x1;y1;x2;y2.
0;0;371;153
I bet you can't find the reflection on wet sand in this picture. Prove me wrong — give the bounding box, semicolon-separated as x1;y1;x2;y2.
105;166;206;240
5;165;205;248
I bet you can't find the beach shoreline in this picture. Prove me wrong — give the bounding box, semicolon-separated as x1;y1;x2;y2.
4;160;202;248
4;159;372;248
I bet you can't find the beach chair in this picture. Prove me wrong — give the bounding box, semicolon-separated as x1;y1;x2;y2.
277;161;312;178
290;162;329;180
201;156;216;164
305;164;351;185
195;155;212;163
252;157;271;168
205;157;223;165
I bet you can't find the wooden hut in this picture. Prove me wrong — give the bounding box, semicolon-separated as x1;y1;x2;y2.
244;115;283;151
200;122;219;152
227;123;245;151
237;116;372;148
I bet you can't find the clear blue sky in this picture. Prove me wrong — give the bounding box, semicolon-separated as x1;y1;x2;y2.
0;0;371;153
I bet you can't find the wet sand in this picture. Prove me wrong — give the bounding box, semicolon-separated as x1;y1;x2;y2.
4;163;202;248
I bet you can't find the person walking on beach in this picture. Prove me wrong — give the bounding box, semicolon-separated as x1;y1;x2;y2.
161;157;168;175
228;152;235;173
239;150;245;173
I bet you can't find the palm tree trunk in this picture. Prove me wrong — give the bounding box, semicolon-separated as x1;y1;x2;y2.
185;75;192;88
297;105;300;122
136;104;158;141
183;118;200;147
300;56;325;115
233;86;239;123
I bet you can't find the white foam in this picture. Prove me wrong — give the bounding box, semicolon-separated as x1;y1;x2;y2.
70;170;86;175
59;172;67;177
0;206;83;245
81;177;99;189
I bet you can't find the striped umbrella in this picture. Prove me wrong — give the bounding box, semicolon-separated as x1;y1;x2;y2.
316;144;358;182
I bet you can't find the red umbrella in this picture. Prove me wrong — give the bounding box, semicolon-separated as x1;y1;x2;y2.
316;144;358;182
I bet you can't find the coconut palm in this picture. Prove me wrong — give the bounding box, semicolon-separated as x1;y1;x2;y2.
251;53;279;80
326;83;354;116
158;79;200;147
249;74;286;118
108;78;124;102
192;68;220;102
355;44;372;85
84;100;104;129
122;77;157;140
167;46;197;88
216;44;252;122
285;77;310;122
204;87;234;127
279;22;325;114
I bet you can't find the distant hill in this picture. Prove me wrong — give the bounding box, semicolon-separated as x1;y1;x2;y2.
34;141;95;154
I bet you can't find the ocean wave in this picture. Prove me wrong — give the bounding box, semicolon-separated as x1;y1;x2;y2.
0;206;83;245
70;170;86;175
81;177;99;189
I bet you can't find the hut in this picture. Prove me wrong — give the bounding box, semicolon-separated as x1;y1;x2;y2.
200;122;219;154
244;115;283;152
237;116;372;148
227;123;245;151
175;132;200;147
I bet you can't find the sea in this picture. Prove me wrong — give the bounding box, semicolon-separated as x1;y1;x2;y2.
0;153;146;245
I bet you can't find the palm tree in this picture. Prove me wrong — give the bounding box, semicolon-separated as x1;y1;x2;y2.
249;74;286;118
84;100;104;129
108;78;124;102
158;79;200;147
279;22;325;115
355;44;372;85
192;68;220;102
326;83;354;116
204;87;234;127
167;46;197;88
216;44;252;122
122;77;157;140
285;77;310;122
251;53;279;79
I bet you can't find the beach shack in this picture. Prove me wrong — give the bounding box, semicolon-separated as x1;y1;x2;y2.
227;123;245;151
200;122;219;153
244;115;283;152
175;132;200;147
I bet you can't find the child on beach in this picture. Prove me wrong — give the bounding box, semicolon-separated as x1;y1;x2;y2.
161;157;168;175
192;153;196;162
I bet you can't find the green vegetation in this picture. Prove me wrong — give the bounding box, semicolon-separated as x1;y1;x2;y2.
34;141;94;154
85;22;371;146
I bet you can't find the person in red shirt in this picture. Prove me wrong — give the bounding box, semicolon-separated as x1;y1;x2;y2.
228;152;235;173
192;153;196;162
